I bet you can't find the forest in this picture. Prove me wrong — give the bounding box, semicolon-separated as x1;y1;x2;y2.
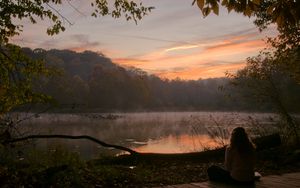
1;0;299;187
20;47;300;113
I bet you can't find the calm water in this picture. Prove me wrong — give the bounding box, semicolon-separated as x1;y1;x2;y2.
13;112;279;158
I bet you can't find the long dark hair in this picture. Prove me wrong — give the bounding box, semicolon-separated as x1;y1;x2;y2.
230;127;255;154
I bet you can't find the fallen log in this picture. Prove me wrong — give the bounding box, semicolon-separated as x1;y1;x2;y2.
253;133;281;150
3;133;281;162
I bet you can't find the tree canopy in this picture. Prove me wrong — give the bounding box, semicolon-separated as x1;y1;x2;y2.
193;0;300;29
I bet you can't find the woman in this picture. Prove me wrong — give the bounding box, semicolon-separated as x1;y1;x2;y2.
207;127;256;185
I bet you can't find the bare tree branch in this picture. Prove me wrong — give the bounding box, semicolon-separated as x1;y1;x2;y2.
46;3;73;26
67;0;87;17
3;134;138;155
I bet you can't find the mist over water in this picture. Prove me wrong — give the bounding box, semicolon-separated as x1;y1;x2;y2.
15;112;279;159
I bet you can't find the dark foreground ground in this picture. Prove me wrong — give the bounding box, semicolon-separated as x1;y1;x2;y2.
0;145;299;187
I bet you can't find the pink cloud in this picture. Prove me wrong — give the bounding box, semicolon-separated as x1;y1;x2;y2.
157;61;246;80
112;33;266;80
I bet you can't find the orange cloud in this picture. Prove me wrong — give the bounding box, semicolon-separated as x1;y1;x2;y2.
112;32;266;80
203;39;265;57
157;61;246;80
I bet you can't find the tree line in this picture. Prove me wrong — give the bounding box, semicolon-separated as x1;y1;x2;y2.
19;48;300;113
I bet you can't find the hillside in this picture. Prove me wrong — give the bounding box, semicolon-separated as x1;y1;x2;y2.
21;48;300;112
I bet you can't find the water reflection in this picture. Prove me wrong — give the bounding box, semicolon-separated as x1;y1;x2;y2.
133;134;227;153
15;112;279;158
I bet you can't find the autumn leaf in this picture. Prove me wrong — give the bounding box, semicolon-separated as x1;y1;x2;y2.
221;0;228;6
244;6;252;17
197;0;205;10
252;0;261;5
203;7;211;17
267;5;275;15
212;4;219;15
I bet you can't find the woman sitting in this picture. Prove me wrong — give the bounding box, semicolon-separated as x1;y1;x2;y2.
207;127;256;185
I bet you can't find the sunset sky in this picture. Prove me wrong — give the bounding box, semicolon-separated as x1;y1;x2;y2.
12;0;277;80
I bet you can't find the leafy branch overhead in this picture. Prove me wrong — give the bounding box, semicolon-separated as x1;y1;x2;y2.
192;0;300;28
0;0;154;43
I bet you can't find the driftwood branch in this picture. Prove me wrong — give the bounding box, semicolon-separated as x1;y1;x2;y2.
2;133;281;160
3;134;138;155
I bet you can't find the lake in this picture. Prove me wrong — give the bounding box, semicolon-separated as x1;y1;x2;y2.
14;112;279;159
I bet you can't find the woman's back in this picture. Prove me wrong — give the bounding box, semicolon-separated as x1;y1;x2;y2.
225;146;255;182
207;127;256;185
